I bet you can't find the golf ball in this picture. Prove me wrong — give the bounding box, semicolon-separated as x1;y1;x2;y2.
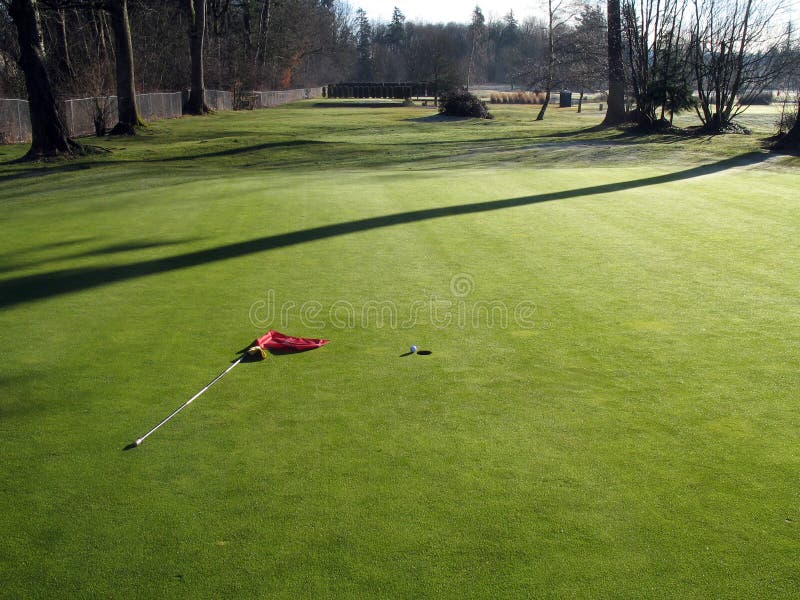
410;345;417;353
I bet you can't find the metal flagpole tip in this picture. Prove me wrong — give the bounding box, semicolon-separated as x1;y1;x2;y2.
123;438;144;451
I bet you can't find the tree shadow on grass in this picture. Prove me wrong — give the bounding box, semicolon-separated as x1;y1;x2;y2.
313;101;408;109
406;114;472;123
0;140;331;183
158;140;331;162
545;124;614;138
0;237;96;260
0;239;200;274
0;161;94;184
0;152;770;309
544;124;692;144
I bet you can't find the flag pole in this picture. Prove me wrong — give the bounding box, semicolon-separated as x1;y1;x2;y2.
126;355;245;449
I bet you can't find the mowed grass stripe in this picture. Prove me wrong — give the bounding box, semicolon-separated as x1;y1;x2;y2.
1;104;799;597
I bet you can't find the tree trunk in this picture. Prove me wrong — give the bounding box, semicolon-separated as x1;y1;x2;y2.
467;30;480;92
240;0;252;62
254;0;272;69
536;90;551;120
602;0;626;126
89;7;110;59
185;0;208;114
721;1;753;128
536;0;554;121
467;41;474;91
55;8;74;81
9;0;80;160
108;0;143;134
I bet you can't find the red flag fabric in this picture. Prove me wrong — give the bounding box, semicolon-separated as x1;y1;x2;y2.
256;330;329;353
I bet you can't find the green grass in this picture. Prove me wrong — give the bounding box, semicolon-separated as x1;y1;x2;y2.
1;103;799;597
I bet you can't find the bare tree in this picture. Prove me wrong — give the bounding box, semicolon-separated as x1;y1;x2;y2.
253;0;272;71
602;0;627;125
689;0;785;131
5;0;82;159
621;0;692;128
185;0;209;114
564;2;607;113
50;7;73;79
536;0;569;121
404;24;465;104
467;5;485;90
106;0;142;133
34;0;142;134
1;1;27;96
1;0;358;112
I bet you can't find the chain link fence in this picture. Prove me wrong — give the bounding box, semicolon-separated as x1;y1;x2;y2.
241;87;322;109
1;88;319;144
0;99;32;144
204;89;233;111
64;95;119;138
179;89;233;112
138;92;184;121
65;92;187;137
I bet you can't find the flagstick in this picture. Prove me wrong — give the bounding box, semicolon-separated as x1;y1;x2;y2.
126;355;245;449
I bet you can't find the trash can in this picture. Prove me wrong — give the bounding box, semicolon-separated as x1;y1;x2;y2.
559;90;572;108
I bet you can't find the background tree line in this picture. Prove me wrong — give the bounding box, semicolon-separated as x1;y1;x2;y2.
0;1;616;100
0;0;355;97
2;1;795;110
1;0;796;102
1;0;798;158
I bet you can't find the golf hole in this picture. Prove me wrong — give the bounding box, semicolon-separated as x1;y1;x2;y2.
417;350;432;355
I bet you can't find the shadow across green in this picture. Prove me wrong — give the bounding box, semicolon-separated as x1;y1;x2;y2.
0;140;328;183
0;152;769;309
154;139;330;162
0;239;200;274
313;102;408;108
406;114;472;123
0;162;94;184
0;237;96;260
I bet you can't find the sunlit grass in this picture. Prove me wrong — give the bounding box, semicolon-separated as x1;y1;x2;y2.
1;104;798;597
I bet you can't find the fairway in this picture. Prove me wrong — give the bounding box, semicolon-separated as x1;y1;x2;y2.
1;103;799;597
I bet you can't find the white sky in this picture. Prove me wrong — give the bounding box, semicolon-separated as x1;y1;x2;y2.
346;1;547;25
347;0;800;26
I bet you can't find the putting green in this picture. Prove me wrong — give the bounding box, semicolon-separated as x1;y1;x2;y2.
1;103;799;597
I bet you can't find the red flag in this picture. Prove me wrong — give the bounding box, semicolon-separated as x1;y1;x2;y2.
256;330;329;353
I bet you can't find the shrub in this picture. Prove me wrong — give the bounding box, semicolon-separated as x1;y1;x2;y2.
776;106;797;134
439;89;494;119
